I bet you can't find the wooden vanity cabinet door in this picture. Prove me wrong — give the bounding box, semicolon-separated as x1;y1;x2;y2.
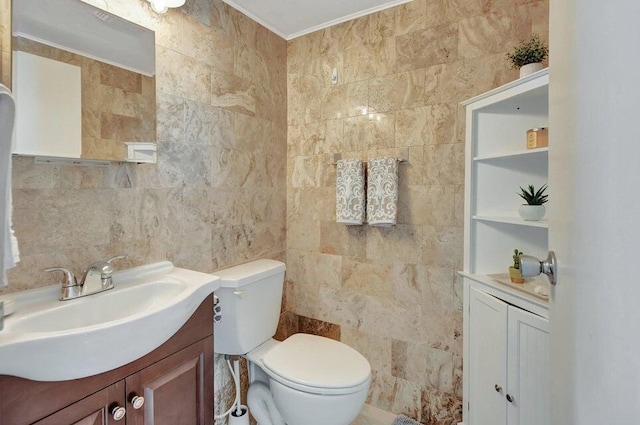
125;336;214;425
32;381;126;425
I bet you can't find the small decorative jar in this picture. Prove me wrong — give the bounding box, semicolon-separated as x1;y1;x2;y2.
526;128;548;149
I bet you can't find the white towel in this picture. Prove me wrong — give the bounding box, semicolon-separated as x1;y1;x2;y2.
336;159;365;225
367;157;398;227
0;84;19;286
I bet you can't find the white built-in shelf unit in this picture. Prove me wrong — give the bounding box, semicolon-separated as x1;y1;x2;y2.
462;68;550;277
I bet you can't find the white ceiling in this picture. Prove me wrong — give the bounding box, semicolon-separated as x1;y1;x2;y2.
222;0;413;40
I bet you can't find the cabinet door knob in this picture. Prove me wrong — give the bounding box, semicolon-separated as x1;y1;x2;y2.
506;394;515;403
110;404;126;421
494;384;502;393
128;393;145;409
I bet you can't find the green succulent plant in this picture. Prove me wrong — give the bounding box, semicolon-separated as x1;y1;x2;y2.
506;34;549;69
518;184;548;205
512;249;523;269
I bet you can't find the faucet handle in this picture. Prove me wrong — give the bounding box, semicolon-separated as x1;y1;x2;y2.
86;255;126;285
98;255;126;278
44;267;78;288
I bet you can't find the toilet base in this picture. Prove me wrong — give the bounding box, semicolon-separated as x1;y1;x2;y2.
248;381;285;425
269;377;369;425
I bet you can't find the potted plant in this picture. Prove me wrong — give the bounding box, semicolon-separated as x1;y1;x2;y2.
506;34;549;78
518;184;548;221
509;249;525;283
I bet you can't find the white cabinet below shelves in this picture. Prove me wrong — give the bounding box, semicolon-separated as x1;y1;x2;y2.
465;284;549;425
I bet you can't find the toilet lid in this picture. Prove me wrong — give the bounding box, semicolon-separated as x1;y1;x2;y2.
262;334;371;390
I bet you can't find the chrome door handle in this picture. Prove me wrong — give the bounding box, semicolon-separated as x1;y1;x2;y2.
520;251;557;285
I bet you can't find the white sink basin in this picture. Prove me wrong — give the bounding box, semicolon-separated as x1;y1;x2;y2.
0;262;220;381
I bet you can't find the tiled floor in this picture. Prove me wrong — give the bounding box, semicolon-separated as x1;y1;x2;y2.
352;404;396;425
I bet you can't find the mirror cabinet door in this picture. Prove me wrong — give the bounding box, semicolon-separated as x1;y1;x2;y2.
9;0;156;162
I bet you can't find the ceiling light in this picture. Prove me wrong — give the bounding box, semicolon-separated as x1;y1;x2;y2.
147;0;185;14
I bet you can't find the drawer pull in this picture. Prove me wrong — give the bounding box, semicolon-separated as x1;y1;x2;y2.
128;393;145;409
110;404;126;421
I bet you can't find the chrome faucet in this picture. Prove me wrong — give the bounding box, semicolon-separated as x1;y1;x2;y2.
45;255;127;301
81;255;127;293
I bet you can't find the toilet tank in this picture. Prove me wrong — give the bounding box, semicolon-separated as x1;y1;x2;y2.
214;259;286;355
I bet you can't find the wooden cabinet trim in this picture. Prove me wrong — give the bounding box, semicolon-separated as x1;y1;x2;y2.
33;381;125;425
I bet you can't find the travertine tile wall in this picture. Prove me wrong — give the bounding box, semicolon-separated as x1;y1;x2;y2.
1;0;287;420
286;0;548;423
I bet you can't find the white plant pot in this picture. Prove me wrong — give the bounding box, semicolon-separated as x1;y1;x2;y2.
518;204;546;221
520;62;543;78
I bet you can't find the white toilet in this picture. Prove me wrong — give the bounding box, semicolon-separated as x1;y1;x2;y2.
214;259;371;425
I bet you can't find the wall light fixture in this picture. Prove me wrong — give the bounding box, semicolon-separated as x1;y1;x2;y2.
147;0;186;14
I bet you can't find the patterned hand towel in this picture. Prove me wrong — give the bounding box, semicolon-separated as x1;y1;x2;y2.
336;159;365;225
366;157;398;227
392;414;421;425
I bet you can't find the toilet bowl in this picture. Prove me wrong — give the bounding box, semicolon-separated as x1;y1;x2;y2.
213;260;371;425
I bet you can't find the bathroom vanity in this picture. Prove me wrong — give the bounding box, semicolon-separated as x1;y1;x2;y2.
0;295;214;424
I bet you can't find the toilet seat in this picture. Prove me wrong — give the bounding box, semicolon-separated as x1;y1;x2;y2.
261;334;371;396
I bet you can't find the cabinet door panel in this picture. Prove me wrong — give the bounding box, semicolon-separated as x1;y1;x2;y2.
507;306;549;425
126;336;213;425
469;287;508;425
33;381;125;425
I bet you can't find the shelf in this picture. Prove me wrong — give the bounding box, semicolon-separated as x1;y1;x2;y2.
461;68;549;107
459;272;550;316
474;147;548;162
473;215;548;228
